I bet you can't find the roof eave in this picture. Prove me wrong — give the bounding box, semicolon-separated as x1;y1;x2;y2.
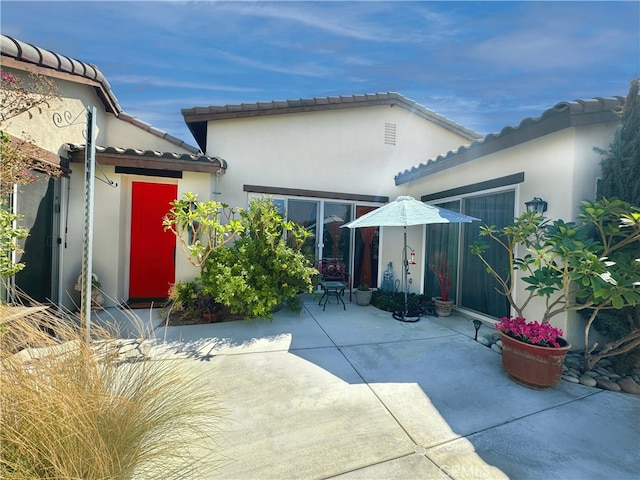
395;97;624;186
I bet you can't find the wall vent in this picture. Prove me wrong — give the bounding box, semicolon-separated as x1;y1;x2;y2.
384;123;396;145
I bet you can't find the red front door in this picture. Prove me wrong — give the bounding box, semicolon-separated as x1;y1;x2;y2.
129;182;177;299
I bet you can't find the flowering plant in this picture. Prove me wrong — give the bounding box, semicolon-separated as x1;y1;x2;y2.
429;253;452;301
496;316;564;348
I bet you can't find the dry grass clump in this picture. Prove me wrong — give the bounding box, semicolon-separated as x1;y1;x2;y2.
0;303;225;479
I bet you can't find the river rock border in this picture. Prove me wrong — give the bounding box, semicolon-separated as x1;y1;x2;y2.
477;332;640;395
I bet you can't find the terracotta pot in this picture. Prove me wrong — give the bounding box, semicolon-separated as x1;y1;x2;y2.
433;298;454;316
500;332;571;390
203;312;221;323
355;289;372;306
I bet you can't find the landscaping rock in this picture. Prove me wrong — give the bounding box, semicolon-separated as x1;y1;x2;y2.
477;336;491;347
596;379;622;392
562;374;580;384
617;377;640;395
579;376;597;387
490;344;502;354
582;370;599;378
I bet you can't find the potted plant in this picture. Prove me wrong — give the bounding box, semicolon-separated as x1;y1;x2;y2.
496;316;571;389
471;199;640;387
429;254;453;316
354;283;372;306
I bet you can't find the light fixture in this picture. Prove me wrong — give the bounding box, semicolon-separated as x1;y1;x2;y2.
409;250;416;265
525;197;548;214
473;319;483;341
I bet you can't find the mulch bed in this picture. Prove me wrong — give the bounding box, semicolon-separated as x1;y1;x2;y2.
162;304;245;326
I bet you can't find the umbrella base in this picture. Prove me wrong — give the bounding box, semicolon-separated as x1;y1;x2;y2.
392;311;421;323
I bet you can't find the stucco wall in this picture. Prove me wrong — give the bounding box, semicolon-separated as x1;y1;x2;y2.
4;67;212;309
2;68;99;157
206;105;473;211
401;120;619;348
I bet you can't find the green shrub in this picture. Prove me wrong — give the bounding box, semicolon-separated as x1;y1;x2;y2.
202;198;317;319
371;290;431;314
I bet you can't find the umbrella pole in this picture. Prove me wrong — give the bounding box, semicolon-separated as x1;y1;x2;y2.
393;226;420;323
403;227;409;314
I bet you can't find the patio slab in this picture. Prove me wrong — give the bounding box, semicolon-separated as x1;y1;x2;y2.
96;299;640;479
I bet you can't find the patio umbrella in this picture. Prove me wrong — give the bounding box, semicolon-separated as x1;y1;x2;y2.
342;196;479;322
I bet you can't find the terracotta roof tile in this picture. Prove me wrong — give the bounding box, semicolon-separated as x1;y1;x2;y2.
394;96;625;185
1;35;199;154
66;144;226;173
182;92;481;151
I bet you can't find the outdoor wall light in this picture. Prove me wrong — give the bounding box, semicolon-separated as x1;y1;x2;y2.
473;319;483;341
525;197;548;214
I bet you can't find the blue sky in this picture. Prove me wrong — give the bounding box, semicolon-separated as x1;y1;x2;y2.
2;1;638;148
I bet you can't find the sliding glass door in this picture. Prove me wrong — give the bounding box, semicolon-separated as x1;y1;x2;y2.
424;200;460;301
425;190;515;319
459;191;514;318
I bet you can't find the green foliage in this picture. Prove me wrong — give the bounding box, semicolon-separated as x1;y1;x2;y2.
471;198;640;370
163;192;244;272
357;283;370;291
371;290;430;313
597;77;640;206
0;201;28;278
168;280;200;311
201;198;318;319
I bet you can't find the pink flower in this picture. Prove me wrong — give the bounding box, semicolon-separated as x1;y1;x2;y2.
1;71;15;83
496;316;564;348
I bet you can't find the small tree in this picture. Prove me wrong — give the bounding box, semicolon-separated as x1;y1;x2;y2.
162;192;244;273
471;198;640;371
0;69;61;282
1;70;61;196
594;78;640;371
596;77;640;206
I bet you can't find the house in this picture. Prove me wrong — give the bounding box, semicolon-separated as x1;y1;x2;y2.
181;93;480;288
395;97;624;347
1;34;625;346
1;35;223;310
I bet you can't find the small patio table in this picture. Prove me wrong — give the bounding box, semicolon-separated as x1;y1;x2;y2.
318;280;347;311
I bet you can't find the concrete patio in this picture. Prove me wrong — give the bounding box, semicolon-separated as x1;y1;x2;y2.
93;295;640;479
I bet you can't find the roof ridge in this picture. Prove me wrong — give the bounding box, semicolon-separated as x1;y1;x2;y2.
182;91;481;141
395;95;625;185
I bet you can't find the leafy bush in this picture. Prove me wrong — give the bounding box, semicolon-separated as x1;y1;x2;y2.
201;198;317;319
371;290;431;314
0;202;28;277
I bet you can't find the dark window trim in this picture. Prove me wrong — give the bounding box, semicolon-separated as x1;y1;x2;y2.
244;185;388;203
421;172;524;202
115;166;182;179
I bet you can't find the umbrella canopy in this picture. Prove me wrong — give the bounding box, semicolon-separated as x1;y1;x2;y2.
342;196;479;322
342;196;479;229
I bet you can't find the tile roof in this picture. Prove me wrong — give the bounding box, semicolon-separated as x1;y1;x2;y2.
66;144;226;174
182;92;482;152
394;96;625;186
1;35;199;154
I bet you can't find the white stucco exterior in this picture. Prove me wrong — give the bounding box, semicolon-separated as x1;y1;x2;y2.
400;115;620;347
197;99;477;297
208;104;472;208
1;57;212;310
2;34;625;349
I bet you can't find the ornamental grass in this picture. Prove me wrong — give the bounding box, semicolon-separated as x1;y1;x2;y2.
0;299;226;479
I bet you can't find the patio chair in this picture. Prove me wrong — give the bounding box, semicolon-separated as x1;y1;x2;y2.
316;260;352;309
